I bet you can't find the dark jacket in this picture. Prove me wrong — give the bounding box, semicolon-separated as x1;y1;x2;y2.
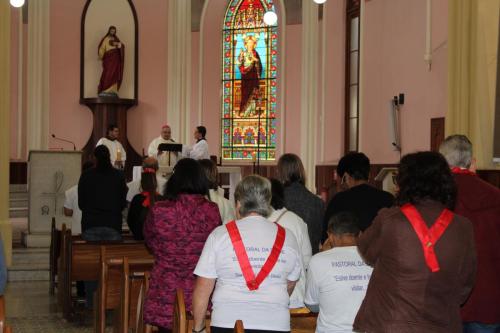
284;182;324;254
454;174;500;324
323;183;394;240
354;201;476;333
78;167;127;233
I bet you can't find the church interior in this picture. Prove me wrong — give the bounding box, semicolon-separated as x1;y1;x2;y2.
0;0;499;332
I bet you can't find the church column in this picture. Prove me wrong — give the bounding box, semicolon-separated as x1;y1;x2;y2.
0;1;13;266
167;0;192;145
301;1;320;192
27;0;50;151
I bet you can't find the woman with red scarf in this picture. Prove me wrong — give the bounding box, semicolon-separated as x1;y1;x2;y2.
127;167;163;240
353;152;477;333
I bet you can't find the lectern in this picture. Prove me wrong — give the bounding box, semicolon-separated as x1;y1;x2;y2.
23;150;82;247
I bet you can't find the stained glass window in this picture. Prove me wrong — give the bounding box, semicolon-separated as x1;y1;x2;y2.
221;0;278;161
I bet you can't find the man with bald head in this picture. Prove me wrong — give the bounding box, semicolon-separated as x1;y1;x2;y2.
148;125;178;167
126;157;167;202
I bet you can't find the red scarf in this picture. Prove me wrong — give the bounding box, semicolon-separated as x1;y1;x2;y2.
226;220;286;291
400;204;454;272
451;167;476;176
141;191;159;208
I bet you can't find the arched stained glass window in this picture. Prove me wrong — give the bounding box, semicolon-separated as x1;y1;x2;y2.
221;0;278;161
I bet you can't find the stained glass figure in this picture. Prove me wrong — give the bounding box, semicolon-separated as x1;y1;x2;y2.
221;0;278;161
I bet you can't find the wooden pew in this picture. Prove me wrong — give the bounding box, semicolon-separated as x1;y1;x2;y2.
234;320;244;333
117;258;155;333
57;232;152;321
173;289;316;333
0;295;5;332
172;289;187;333
135;271;153;333
49;219;65;295
96;256;153;333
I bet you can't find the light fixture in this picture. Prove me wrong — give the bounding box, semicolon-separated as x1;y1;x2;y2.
10;0;25;7
263;11;278;26
313;0;327;4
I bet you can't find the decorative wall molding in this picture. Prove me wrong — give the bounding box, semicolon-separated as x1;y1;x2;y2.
27;0;50;151
300;1;320;191
167;0;192;145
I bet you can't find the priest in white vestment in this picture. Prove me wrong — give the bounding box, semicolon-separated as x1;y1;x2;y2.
96;124;126;169
147;125;178;167
183;125;209;160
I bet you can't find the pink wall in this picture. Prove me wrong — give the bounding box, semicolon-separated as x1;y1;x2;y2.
9;8;19;160
283;24;302;156
199;0;226;157
49;0;92;151
48;0;169;154
10;0;449;166
127;0;168;154
320;1;346;163
361;0;448;164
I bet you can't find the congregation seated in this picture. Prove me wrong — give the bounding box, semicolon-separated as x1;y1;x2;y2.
127;157;167;202
305;212;371;332
439;135;500;331
353;151;477;332
322;152;394;245
127;167;164;240
277;153;324;254
192;175;302;333
198;159;235;224
143;158;221;332
268;178;312;309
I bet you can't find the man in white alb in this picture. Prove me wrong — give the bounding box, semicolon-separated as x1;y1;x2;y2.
305;212;372;333
183;126;209;160
147;124;178;167
96;124;126;169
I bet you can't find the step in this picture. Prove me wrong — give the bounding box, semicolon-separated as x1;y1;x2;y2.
9;198;28;208
9;184;27;193
9;191;28;200
9;248;50;281
9;207;28;218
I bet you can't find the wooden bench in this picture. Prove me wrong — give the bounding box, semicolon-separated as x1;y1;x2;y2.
234;320;244;333
49;219;64;295
96;256;154;333
172;289;316;333
57;230;152;321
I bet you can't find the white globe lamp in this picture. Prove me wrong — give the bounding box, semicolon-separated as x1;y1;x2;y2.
10;0;25;7
263;11;278;26
313;0;327;4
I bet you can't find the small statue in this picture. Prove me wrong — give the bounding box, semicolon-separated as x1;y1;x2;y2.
98;26;124;97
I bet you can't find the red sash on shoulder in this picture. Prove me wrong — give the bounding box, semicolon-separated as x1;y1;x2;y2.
226;220;286;291
451;167;476;176
400;204;454;273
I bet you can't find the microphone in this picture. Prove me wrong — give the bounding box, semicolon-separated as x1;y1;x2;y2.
51;134;76;151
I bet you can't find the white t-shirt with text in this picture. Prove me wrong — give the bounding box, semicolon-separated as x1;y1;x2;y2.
194;215;302;331
305;246;372;333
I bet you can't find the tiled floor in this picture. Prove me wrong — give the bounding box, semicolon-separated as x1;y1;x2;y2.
4;281;94;332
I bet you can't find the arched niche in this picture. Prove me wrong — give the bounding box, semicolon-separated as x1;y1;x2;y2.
80;0;138;101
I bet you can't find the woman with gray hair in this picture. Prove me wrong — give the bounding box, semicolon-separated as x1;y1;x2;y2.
192;175;302;333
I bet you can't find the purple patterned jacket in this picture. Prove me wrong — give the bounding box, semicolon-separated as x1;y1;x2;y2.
143;194;221;329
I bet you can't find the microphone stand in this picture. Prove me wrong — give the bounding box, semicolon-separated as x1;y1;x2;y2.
51;134;76;151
